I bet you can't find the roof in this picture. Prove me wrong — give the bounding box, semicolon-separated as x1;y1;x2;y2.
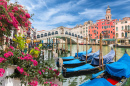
37;30;45;32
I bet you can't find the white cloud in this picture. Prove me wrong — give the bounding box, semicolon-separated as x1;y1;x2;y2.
49;14;78;24
79;8;105;20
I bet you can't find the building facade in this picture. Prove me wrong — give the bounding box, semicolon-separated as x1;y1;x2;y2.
115;17;130;45
89;6;117;44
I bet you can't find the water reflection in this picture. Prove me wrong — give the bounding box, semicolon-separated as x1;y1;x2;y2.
43;44;130;86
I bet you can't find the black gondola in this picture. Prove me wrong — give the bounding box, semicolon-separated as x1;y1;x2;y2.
62;49;115;78
80;51;130;86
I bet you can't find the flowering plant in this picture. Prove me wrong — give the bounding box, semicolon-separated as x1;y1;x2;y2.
0;45;62;86
30;47;40;58
0;0;32;37
12;34;26;50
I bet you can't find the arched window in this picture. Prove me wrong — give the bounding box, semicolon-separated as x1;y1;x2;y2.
65;31;68;34
41;34;43;37
128;25;130;31
69;32;71;35
122;32;124;37
75;34;77;37
52;32;54;35
72;33;74;36
81;36;83;39
55;31;58;34
37;35;40;38
44;33;47;37
48;32;51;36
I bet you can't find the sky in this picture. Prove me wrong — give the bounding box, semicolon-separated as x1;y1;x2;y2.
10;0;130;31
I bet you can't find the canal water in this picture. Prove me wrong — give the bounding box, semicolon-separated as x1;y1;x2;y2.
44;44;130;86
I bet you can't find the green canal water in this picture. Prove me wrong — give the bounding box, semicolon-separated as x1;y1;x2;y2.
44;44;130;86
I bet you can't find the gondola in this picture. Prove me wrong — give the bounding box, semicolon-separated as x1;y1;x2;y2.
80;50;100;61
75;47;92;57
79;51;130;86
60;50;100;68
61;48;95;61
62;48;115;78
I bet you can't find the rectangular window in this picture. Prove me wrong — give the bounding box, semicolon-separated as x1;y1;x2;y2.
111;31;112;33
122;33;124;37
125;21;127;23
128;25;130;31
102;26;103;29
97;24;98;26
109;25;110;28
116;27;118;31
125;26;127;30
122;26;124;30
116;33;118;37
97;27;98;29
102;23;103;25
86;27;87;29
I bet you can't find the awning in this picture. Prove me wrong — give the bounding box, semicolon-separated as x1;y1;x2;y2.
90;39;96;41
99;39;115;41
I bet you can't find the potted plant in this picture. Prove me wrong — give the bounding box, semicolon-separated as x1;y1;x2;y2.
30;47;40;58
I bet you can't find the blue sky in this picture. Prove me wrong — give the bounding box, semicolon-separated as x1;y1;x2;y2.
10;0;130;31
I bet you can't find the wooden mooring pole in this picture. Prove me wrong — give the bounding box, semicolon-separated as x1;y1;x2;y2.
86;36;88;63
70;37;72;56
115;36;117;62
99;33;103;70
53;38;54;51
83;38;84;51
62;39;63;51
65;37;67;53
77;37;79;58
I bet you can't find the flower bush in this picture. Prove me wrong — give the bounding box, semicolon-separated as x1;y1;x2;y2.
0;45;62;86
0;0;32;37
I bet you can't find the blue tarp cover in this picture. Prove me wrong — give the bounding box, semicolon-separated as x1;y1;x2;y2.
92;70;105;79
66;64;94;72
106;53;130;78
91;49;115;65
75;48;92;57
80;78;114;86
61;56;74;59
80;50;100;61
63;59;85;64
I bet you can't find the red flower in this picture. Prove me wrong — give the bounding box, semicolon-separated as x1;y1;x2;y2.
25;13;31;18
0;68;5;77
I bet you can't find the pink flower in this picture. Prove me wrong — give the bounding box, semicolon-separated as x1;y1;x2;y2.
38;70;41;75
8;51;13;56
20;57;25;60
49;68;52;70
28;80;38;86
0;57;5;63
42;70;45;72
0;68;5;77
17;66;24;74
24;72;29;76
35;47;40;51
4;53;10;58
31;59;38;66
9;46;14;50
21;52;24;55
1;27;6;31
25;13;30;18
